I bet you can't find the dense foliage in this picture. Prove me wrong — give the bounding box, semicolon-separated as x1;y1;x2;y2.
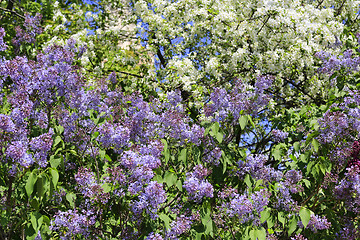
1;0;360;239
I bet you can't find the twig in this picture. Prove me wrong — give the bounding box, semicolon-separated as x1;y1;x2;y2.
0;6;25;19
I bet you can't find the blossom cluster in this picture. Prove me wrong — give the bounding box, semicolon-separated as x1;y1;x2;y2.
183;164;214;202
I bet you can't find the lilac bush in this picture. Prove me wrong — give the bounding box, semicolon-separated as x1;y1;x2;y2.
2;8;360;240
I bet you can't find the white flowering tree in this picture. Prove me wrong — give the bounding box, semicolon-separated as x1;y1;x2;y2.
133;0;360;106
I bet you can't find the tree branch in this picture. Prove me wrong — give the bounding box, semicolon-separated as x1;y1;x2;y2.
0;6;24;20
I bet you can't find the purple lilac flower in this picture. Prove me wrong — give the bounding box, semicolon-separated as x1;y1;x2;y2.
298;214;331;232
237;154;267;177
290;234;308;240
337;220;360;240
204;147;222;165
315;50;360;75
97;121;130;152
226;194;253;223
50;209;95;239
272;129;288;142
334;166;360;213
6;140;28;160
131;181;166;218
284;169;302;184
75;168;110;204
183;176;214;202
273;182;298;211
250;189;271;214
166;215;192;239
34;231;42;240
317;110;349;144
0;114;16;132
108;71;117;84
146;232;163;240
19;153;34;168
12;14;43;48
204;77;272;123
167;90;182;106
183;165;214;202
0;27;7;51
30;130;53;152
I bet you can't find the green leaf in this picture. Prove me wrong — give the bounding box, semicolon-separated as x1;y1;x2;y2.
66;193;76;208
302;179;311;188
49;168;59;188
36;177;44;199
239;115;248;130
288;216;297;236
152;175;163;184
216;132;223;143
201;206;213;236
260;208;270;223
176;180;183;191
244;174;252;188
249;229;256;240
278;212;286;226
164;148;170;165
26;172;37;197
312;138;319;152
178;149;187;164
164;171;177;187
53;136;62;147
159;213;171;229
211;122;219;135
55;125;64;134
49;156;62;169
30;212;43;232
293;142;300;152
247;115;256;129
99;149;106;159
255;228;266;240
102;183;111;193
272;148;282;161
299;207;311;228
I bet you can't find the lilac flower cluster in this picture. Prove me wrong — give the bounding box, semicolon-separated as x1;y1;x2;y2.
75;167;110;204
0;114;15;133
97;121;130;153
146;232;164;240
204;76;272;123
203;146;222;166
336;220;360;240
272;129;289;142
166;215;192;239
0;27;7;51
273;182;299;211
115;92;205;146
120;143;162;195
290;234;308;240
167;90;182;107
316;90;360;165
315;49;360;75
284;170;304;193
12;14;43;48
183;164;214;202
50;209;96;239
237;154;282;182
298;214;331;232
5;140;33;168
29;130;54;167
317;110;349;144
131;181;166;218
333;166;360;213
219;188;270;225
